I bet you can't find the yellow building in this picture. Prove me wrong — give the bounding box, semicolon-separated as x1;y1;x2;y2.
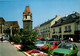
36;15;61;38
51;12;80;41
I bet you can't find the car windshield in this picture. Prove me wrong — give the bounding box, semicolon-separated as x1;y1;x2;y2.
46;42;49;44
37;41;45;44
49;42;54;45
46;42;54;45
58;43;72;50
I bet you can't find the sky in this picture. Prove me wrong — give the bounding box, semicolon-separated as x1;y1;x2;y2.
0;0;79;28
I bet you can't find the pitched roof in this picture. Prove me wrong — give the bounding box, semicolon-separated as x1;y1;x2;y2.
23;6;32;16
40;16;58;27
0;17;5;25
40;18;54;26
51;12;80;28
5;21;19;28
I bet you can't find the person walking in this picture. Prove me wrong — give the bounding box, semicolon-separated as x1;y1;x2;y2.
59;38;62;43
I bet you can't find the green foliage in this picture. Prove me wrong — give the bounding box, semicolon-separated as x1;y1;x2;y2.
9;36;14;42
20;29;37;51
4;28;19;36
9;36;20;44
12;28;19;35
4;28;10;35
13;36;20;44
44;44;53;55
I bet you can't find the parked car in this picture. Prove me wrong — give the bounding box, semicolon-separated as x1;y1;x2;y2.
35;40;46;49
53;43;78;56
48;38;58;41
40;41;60;50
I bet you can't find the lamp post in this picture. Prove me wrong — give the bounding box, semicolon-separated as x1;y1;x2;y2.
10;26;12;36
2;24;4;35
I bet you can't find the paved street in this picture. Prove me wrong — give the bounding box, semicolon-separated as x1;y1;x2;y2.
0;41;25;56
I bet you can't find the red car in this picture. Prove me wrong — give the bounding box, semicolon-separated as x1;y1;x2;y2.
40;41;60;50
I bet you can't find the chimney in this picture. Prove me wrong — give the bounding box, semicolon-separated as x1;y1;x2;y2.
73;11;76;14
65;14;68;17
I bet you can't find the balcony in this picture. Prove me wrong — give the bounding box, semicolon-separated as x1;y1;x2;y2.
64;30;71;32
59;31;61;33
53;32;55;34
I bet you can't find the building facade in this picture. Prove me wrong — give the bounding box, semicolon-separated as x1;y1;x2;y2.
0;17;20;36
0;17;5;34
51;12;80;41
35;15;61;38
23;6;32;30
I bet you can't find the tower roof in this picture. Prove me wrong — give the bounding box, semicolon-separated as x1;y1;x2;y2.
23;6;32;15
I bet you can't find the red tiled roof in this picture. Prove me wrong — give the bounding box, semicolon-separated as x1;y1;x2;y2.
5;21;19;28
23;6;32;15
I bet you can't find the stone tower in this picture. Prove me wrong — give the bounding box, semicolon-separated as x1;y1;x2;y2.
23;6;32;30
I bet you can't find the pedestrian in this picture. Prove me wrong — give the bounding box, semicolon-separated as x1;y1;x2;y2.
71;38;73;42
69;37;71;42
1;37;3;43
59;38;62;43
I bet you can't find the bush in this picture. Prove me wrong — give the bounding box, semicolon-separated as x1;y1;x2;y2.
13;36;20;44
9;36;21;44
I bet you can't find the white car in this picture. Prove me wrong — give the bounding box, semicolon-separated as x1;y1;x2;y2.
35;40;46;49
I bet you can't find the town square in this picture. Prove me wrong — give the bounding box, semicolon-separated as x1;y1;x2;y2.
0;0;80;56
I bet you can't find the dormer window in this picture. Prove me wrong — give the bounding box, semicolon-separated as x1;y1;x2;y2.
55;21;57;24
28;12;30;15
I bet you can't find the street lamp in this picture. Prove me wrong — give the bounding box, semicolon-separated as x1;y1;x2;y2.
10;26;12;36
2;24;4;35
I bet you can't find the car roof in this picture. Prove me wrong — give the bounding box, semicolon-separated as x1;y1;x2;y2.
48;41;59;43
62;43;74;45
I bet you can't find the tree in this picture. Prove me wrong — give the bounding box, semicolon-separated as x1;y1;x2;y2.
4;28;10;36
20;29;37;51
4;28;19;36
12;28;19;35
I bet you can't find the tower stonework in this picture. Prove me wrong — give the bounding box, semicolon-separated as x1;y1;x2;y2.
23;6;32;30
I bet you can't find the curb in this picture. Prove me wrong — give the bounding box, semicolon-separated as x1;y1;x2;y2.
13;44;30;56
